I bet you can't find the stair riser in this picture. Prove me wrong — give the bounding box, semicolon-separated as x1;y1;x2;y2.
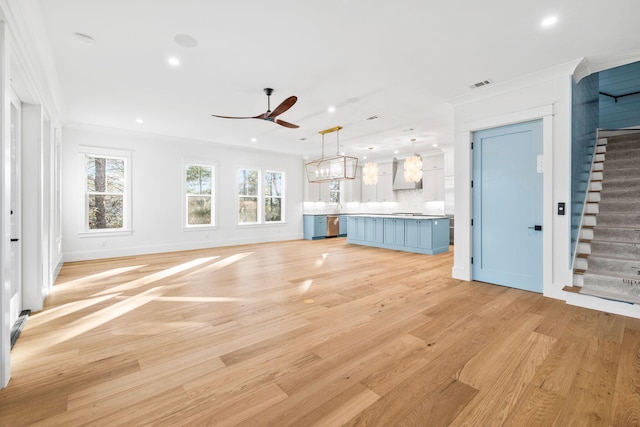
604;158;640;169
595;214;640;228
601;175;640;186
587;257;640;277
593;227;640;242
591;241;640;259
604;148;640;160
600;189;640;201
598;201;640;213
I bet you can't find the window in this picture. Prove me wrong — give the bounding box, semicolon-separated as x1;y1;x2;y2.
185;164;214;227
329;180;340;203
85;153;127;231
238;169;259;224
265;171;284;222
237;168;286;224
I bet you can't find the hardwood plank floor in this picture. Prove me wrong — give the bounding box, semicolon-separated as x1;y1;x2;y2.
1;238;639;426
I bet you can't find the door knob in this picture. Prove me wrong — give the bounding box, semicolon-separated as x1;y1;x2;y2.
528;225;542;231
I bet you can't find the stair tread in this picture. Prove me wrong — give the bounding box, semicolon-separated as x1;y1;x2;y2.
574;269;586;275
591;239;640;245
583;269;640;280
576;253;589;258
585;253;640;262
563;286;582;293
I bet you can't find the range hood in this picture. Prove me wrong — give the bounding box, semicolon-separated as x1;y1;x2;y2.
392;157;423;190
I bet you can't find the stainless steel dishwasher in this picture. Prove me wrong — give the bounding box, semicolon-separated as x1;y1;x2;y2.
326;215;339;237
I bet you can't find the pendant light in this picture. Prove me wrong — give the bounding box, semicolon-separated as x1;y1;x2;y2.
305;126;358;183
404;139;423;183
362;147;378;185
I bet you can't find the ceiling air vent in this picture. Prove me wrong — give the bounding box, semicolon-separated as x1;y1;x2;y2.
366;115;379;120
469;79;494;89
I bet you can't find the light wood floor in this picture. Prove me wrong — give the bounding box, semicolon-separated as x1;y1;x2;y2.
1;239;640;426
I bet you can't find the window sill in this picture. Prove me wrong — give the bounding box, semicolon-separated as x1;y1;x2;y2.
78;229;133;238
236;222;287;229
183;225;219;232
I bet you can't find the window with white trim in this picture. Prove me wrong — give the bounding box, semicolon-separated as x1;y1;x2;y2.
238;169;259;224
237;168;286;224
185;164;215;227
264;171;284;222
84;152;129;231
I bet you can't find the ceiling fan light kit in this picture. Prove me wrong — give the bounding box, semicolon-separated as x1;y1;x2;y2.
305;126;358;183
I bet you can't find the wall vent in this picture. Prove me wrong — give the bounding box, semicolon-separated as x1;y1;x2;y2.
469;79;494;89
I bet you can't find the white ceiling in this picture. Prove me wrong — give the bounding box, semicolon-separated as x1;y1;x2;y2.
35;0;640;160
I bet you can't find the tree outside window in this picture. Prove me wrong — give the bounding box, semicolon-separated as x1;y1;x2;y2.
329;180;340;203
238;169;259;223
265;171;284;222
186;165;214;226
86;155;125;229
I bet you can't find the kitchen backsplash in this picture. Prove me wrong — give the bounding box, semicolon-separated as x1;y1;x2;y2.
303;189;445;215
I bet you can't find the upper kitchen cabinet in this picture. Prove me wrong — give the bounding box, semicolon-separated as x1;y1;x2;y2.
422;154;445;202
341;166;361;203
361;162;395;203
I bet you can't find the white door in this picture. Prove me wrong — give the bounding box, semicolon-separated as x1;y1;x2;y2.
9;91;22;327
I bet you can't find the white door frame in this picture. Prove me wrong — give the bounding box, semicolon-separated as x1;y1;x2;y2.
454;104;554;297
8;89;21;328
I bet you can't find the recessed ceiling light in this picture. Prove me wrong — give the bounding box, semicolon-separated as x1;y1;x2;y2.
168;57;181;67
328;106;336;113
541;15;558;28
174;34;198;48
363;156;367;160
72;32;95;44
394;150;399;154
341;152;346;156
251;138;257;142
432;143;438;147
135;118;143;124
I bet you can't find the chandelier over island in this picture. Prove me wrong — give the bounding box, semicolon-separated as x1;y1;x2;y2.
305;126;358;183
404;138;423;183
362;147;378;185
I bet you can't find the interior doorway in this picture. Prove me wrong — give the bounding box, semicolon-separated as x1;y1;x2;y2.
9;90;22;328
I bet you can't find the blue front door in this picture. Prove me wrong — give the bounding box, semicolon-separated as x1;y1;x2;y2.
472;120;543;293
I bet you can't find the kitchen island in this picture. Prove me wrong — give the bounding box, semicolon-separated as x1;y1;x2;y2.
346;214;449;255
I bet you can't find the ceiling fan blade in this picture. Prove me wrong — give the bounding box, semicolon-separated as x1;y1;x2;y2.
267;96;297;118
275;118;300;129
211;113;267;120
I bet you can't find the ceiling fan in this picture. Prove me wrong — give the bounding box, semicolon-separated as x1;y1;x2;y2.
211;88;299;128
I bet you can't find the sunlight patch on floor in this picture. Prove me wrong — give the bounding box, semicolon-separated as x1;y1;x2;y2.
299;279;313;294
92;257;218;296
27;294;119;327
54;265;146;290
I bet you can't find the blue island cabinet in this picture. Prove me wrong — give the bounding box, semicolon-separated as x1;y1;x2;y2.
347;215;449;255
347;216;366;242
384;218;405;246
364;217;384;243
303;215;327;240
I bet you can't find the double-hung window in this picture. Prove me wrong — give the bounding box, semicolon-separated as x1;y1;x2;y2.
264;171;284;222
185;164;215;227
83;148;131;233
237;168;285;224
238;169;259;224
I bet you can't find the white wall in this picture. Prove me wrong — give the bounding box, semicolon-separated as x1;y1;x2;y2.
61;125;305;261
451;61;578;301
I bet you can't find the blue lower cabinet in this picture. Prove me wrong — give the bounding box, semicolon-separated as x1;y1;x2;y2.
365;217;384;243
384;218;405;246
303;215;327;240
348;216;449;255
339;215;348;236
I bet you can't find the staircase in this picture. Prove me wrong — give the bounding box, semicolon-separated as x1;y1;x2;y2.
573;132;640;303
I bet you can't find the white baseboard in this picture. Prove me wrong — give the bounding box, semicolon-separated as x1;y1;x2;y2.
63;233;304;262
565;291;640;319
